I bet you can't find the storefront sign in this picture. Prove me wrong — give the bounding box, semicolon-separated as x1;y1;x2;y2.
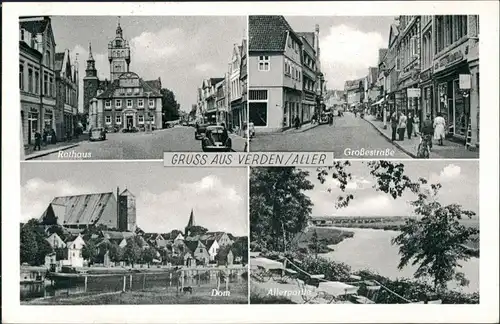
420;70;432;82
407;88;421;98
459;74;471;89
433;44;468;74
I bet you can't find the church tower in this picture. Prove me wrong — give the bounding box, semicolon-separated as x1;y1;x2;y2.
108;17;131;82
185;209;196;236
83;42;99;116
117;187;137;232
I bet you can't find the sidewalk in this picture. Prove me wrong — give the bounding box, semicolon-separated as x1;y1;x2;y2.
282;122;319;134
364;115;479;159
229;133;248;152
24;137;85;160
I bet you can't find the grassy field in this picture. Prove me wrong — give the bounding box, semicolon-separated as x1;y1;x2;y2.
24;286;248;305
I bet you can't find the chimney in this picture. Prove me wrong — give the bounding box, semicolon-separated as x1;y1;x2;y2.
315;24;320;33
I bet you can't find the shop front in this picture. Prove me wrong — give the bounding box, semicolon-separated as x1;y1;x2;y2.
420;69;434;125
433;44;472;142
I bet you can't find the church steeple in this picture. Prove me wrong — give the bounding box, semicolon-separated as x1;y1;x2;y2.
85;42;97;78
185;209;196;236
88;42;94;61
116;16;123;38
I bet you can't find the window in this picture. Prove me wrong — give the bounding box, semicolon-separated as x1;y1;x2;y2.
50;77;54;97
258;56;270;71
115;99;122;108
21;29;25;41
149;99;155;108
116;115;122;124
34;71;39;94
105;100;111;108
135;88;140;94
105;115;111;124
150;114;155;123
127;99;133;108
43;73;48;95
138;115;144;124
19;64;24;90
138;99;144;107
45;51;51;68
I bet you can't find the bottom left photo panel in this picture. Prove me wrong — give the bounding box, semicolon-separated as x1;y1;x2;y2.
19;162;249;305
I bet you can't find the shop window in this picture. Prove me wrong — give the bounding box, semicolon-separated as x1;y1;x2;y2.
249;102;267;127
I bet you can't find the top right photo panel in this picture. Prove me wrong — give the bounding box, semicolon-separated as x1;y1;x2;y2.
248;15;480;159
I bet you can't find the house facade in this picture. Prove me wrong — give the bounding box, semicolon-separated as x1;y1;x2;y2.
298;32;317;123
54;49;78;141
229;42;244;132
239;39;248;135
344;78;365;109
19;16;57;146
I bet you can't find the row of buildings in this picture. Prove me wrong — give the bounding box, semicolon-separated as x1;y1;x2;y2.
195;38;248;136
20;16;79;147
347;15;480;147
248;15;327;133
84;19;163;132
36;187;243;268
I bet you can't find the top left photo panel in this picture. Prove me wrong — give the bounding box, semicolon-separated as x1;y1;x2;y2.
20;15;249;161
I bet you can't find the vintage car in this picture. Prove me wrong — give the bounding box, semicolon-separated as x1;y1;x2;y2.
89;127;106;141
319;112;332;125
194;123;210;140
201;126;232;152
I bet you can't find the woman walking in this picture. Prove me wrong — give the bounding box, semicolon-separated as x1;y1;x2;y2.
413;113;420;137
407;112;414;139
433;112;446;146
397;111;407;141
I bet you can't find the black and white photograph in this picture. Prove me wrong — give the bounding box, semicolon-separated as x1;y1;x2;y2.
20;15;248;161
248;15;480;159
20;163;249;304
249;161;479;304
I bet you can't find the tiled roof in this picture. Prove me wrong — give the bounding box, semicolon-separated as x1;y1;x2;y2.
185;241;201;253
47;192;115;226
54;52;65;72
102;230;134;240
297;32;314;49
96;75;162;99
378;49;388;65
19;17;49;35
201;239;215;248
241;39;247;57
249;15;301;52
145;79;161;91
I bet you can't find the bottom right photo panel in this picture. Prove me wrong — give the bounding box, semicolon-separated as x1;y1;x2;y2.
249;160;479;304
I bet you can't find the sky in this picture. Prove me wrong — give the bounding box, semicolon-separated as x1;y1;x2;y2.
50;16;247;113
285;16;396;90
20;163;248;236
301;161;479;218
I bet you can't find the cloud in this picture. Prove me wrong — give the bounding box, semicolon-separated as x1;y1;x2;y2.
322;176;372;192
129;28;181;63
428;164;462;184
331;194;412;217
21;178;96;222
195;63;216;73
138;175;245;235
320;24;385;89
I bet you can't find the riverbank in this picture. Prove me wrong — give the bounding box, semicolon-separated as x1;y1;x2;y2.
295;226;354;253
23;286;248;305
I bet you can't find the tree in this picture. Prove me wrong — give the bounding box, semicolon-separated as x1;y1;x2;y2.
141;248;157;267
160;88;180;122
250;167;314;253
124;237;142;267
82;240;98;265
186;225;208;236
308;229;320;258
35;239;53;266
232;237;249;264
391;181;479;293
20;226;38;265
109;243;124;263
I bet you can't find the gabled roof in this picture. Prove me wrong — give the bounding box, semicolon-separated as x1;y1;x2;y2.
42;192;115;226
201;239;216;248
240;39;247;57
378;49;388;65
19;17;49;35
297;32;315;50
249;15;302;52
54;52;65;72
185;240;206;253
65;233;83;244
145;78;162;91
120;188;134;197
96;74;162;99
388;23;400;48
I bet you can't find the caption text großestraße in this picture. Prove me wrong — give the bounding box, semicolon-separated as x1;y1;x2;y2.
164;152;333;167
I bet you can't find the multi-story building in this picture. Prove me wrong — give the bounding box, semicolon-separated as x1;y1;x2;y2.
395;16;421;118
54;49;79;141
420;15;434;126
216;77;228;125
386;22;401;113
200;77;224;124
229;42;243;131
344;77;365;109
19;16;57;146
239;39;248;134
85;20;163;131
249;15;303;132
298;32;317;123
432;15;479;145
365;67;380;109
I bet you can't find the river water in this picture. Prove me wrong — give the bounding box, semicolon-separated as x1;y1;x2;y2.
321;227;479;294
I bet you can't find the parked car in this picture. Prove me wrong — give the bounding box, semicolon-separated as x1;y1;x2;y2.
201;125;232;152
195;123;209;140
89;127;106;141
319;112;331;125
122;127;139;133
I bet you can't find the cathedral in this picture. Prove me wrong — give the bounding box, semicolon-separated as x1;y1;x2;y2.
83;19;163;131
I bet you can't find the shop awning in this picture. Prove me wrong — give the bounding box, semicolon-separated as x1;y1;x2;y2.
372;98;385;106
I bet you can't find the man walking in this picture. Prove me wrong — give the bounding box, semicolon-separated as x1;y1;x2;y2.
34;131;41;151
390;110;398;141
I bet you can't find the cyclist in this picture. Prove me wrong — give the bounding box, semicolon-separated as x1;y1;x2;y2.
418;114;434;158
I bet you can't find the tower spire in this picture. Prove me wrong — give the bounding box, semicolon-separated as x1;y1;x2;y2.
88;42;94;61
116;16;123;37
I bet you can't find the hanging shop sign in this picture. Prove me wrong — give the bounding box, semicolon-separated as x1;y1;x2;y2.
420;70;433;82
407;88;421;98
433;43;468;74
459;74;471;90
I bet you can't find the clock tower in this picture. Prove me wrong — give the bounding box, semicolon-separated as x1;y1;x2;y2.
108;17;131;82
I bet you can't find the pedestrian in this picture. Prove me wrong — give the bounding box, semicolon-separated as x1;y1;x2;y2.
50;128;57;144
398;111;407;141
433;112;446;146
220;122;229;143
34;131;41;151
413;113;420;136
421;114;434;151
407;112;414;139
294;115;300;129
328;113;333;126
390;110;398;141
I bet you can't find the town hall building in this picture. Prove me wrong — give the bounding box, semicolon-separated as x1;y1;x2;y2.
84;20;163;131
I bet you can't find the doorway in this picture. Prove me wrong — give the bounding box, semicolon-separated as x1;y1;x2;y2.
126;115;134;129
